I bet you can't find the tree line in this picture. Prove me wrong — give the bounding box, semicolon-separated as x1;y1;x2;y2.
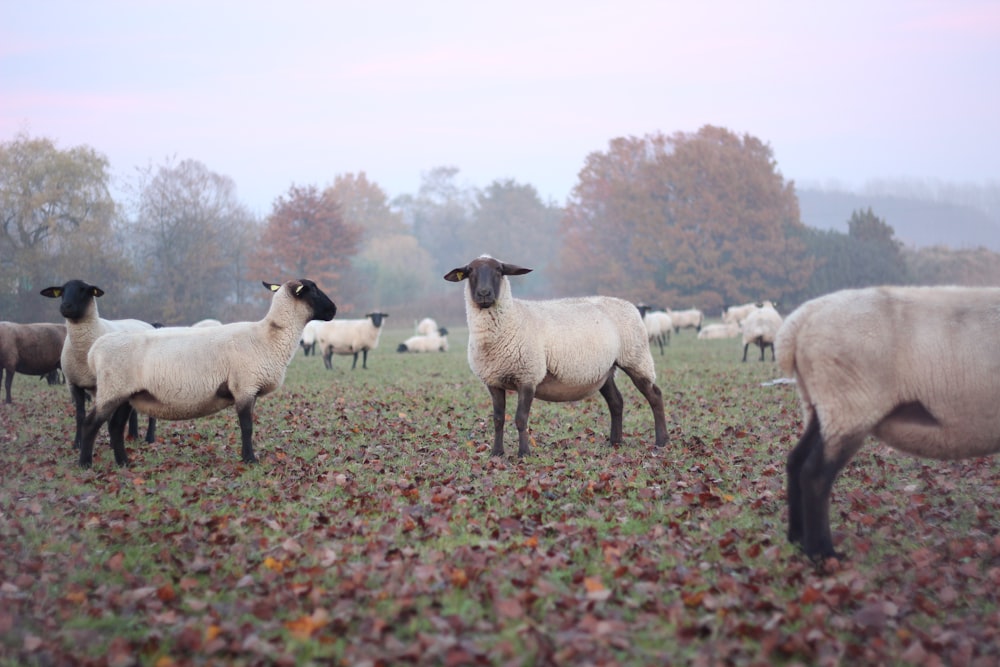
2;128;998;326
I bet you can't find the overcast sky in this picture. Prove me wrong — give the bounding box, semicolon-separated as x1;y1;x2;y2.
3;1;998;215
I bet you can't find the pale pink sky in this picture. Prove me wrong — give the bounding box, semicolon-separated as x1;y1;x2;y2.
3;1;998;215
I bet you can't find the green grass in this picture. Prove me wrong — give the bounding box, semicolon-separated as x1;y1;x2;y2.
1;324;998;665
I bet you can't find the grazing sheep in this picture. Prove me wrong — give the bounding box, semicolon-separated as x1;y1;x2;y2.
444;255;668;457
722;301;774;325
40;280;157;448
316;312;389;370
78;279;336;468
300;319;322;356
697;322;740;340
778;286;1000;561
741;303;783;361
191;318;222;328
0;322;66;404
669;308;704;333
636;305;671;355
415;317;439;337
397;327;449;353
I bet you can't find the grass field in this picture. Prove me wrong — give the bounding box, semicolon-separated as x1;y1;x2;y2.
1;325;999;666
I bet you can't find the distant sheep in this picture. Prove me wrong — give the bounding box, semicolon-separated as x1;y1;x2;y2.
636;305;671;355
40;280;157;448
415;317;439;337
697;322;740;340
78;279;336;468
397;327;449;353
722;301;774;325
669;308;703;333
0;322;66;404
191;318;222;328
777;286;1000;561
741;303;783;361
300;319;322;356
444;255;668;457
316;312;389;370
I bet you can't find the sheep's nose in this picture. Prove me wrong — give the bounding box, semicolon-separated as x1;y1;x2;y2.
475;287;492;300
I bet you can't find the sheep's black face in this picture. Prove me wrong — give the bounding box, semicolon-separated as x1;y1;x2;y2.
295;279;337;322
39;280;103;321
367;312;389;327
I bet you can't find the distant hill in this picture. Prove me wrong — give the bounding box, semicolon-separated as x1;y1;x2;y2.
796;188;1000;252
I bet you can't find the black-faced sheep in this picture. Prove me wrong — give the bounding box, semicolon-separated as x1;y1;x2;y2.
397;327;449;353
300;319;321;356
40;280;157;448
444;255;669;457
316;312;388;370
741;303;783;361
78;279;336;468
0;322;66;404
777;286;1000;561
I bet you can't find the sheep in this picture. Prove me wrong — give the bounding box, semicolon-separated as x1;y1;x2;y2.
300;319;322;356
741;303;783;361
697;322;741;340
40;280;158;448
316;312;389;370
669;308;704;333
191;318;222;327
444;255;668;457
722;301;775;325
636;305;671;355
77;279;336;468
415;317;439;337
0;322;66;404
776;286;1000;561
397;327;449;353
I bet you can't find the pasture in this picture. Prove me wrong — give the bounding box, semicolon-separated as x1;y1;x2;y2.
1;325;998;665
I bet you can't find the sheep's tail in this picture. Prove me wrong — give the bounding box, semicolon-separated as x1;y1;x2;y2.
774;307;803;380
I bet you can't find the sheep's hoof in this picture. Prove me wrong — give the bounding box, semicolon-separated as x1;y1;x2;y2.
242;455;259;464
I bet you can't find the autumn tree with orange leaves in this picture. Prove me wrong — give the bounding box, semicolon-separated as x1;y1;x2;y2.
555;125;813;313
249;184;362;296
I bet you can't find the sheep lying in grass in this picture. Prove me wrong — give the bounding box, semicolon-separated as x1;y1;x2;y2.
78;279;336;468
697;322;740;340
40;280;157;448
741;303;783;361
316;312;389;370
444;255;668;457
299;319;322;356
776;286;1000;561
636;305;671;355
0;322;66;404
397;327;449;353
415;317;439;336
669;308;703;334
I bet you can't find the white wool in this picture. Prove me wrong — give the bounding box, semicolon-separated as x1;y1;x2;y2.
415;317;439;336
669;308;703;332
697;322;740;340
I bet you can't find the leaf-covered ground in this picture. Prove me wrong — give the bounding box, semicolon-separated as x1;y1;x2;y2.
1;327;999;666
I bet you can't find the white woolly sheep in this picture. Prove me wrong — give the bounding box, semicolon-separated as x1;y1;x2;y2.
78;279;336;468
778;286;1000;561
722;301;774;325
0;322;66;404
415;317;439;337
40;280;157;448
397;327;449;353
316;312;389;370
444;255;668;457
299;319;322;356
636;305;671;355
741;303;783;361
191;318;222;328
697;322;740;340
669;308;703;334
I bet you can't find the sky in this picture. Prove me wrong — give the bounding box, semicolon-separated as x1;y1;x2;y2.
3;0;999;216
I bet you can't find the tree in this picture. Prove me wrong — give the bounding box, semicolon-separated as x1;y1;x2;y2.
249;184;362;297
555;126;812;311
0;132;123;321
325;172;406;244
405;167;475;277
128;159;258;324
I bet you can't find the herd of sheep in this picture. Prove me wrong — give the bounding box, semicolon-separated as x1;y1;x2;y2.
2;253;999;564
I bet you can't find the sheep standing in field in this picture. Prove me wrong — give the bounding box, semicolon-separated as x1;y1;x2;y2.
316;312;389;370
444;255;668;457
669;308;703;334
697;322;740;340
741;303;783;361
397;327;449;353
40;280;157;448
636;305;671;355
299;319;322;356
777;286;1000;562
0;322;66;404
722;301;774;325
78;279;336;468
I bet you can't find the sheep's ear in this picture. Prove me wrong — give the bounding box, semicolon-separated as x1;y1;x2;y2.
293;283;305;296
90;286;105;298
500;263;532;276
443;267;468;282
40;287;63;298
262;281;280;293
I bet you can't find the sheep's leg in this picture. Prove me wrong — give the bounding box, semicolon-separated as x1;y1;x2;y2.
361;349;369;369
70;384;88;449
487;386;507;457
598;375;625;445
322;349;333;370
741;343;750;362
145;416;157;443
127;408;139;439
108;404;133;467
3;369;12;404
79;401;123;468
237;396;258;463
513;386;535;458
758;341;766;362
796;426;862;561
768;343;776;361
786;415;821;545
620;368;669;448
351;352;359;370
